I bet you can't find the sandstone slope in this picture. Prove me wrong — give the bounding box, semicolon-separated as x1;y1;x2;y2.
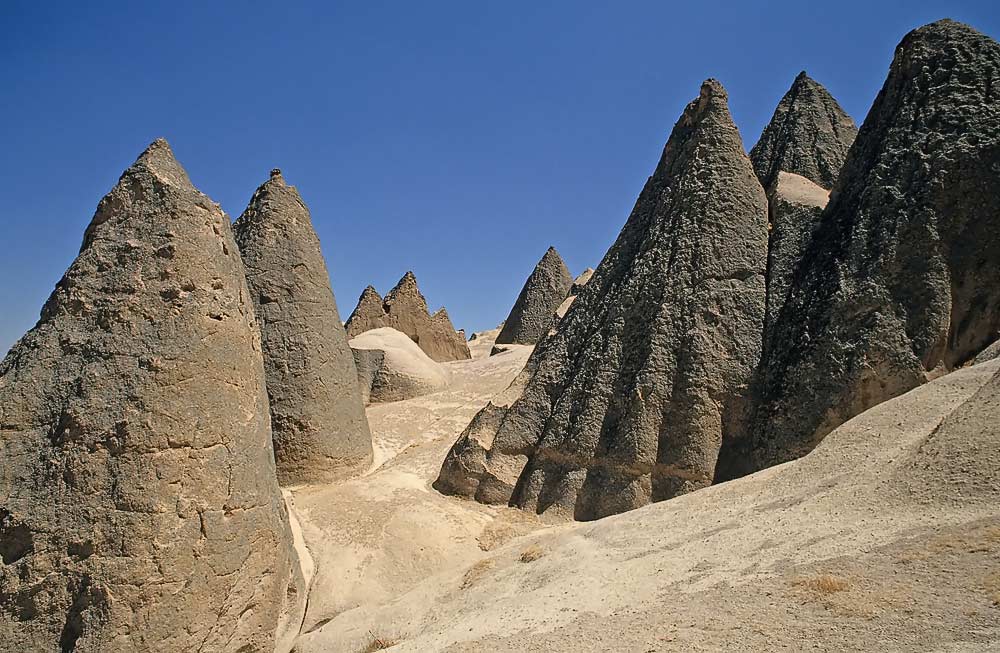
350;327;450;403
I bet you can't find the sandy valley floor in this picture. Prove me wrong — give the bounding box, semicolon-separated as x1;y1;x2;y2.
289;332;1000;653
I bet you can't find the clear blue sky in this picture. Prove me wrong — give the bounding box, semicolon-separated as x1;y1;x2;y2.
2;1;997;355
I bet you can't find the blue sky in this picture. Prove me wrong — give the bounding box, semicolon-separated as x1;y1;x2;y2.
2;1;997;355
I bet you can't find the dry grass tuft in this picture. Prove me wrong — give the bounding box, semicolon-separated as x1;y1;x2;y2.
519;544;545;563
477;508;544;551
461;558;495;589
359;631;399;652
792;573;850;595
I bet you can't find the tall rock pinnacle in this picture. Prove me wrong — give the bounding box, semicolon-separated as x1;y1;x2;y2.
233;170;373;485
749;71;857;190
749;73;856;341
495;246;574;345
345;271;471;362
744;20;1000;472
0;140;298;650
436;80;768;520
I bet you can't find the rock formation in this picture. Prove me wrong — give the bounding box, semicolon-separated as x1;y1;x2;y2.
749;71;857;190
762;172;829;334
436;80;768;520
747;74;855;340
555;267;595;321
350;327;449;403
345;272;471;362
494;247;573;345
233;168;372;485
743;20;1000;473
0;140;299;651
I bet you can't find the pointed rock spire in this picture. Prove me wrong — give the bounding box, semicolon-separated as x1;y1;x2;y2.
495;246;574;345
233;171;373;485
744;20;1000;472
749;71;857;190
437;79;769;519
345;272;471;362
0;140;297;650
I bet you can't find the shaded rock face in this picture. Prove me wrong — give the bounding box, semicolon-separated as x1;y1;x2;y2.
555;267;595;322
749;71;858;190
0;140;296;651
763;172;829;335
233;170;372;485
344;272;471;362
744;20;1000;473
437;80;768;520
350;327;449;404
495;247;573;345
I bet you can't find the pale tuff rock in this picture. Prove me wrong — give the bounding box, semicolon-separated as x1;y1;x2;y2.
350;327;449;403
0;140;298;651
749;71;857;190
743;20;1000;473
233;170;373;485
345;272;471;362
437;80;768;520
495;247;573;345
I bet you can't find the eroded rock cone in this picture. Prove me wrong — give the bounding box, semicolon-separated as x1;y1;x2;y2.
233;170;373;485
743;20;1000;473
763;171;829;334
345;272;471;362
749;71;858;190
494;246;573;345
436;80;768;520
0;140;298;651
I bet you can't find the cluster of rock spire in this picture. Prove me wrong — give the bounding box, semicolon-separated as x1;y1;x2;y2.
437;19;1000;519
1;17;998;650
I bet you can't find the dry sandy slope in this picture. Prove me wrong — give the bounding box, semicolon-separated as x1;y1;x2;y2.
294;355;1000;653
289;332;546;646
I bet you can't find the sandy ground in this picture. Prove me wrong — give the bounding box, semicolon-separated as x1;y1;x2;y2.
291;335;1000;653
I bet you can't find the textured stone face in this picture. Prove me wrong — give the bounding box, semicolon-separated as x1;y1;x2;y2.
745;20;1000;472
763;172;829;336
749;71;858;190
0;140;296;651
350;327;449;404
233;171;372;485
344;272;471;362
436;80;768;520
495;247;573;345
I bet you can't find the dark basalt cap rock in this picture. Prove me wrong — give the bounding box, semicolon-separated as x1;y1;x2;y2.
495;246;573;345
436;79;769;520
233;171;373;485
743;19;1000;473
345;271;471;362
0;140;297;650
749;71;858;190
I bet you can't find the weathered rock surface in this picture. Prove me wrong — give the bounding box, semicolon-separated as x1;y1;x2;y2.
436;80;768;520
743;20;1000;473
494;247;573;345
345;272;471;362
763;171;829;335
233;169;372;485
974;338;1000;365
350;327;449;403
0;140;298;651
555;267;595;321
749;71;858;190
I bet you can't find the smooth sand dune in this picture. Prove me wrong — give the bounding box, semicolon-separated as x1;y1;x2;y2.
293;353;1000;653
